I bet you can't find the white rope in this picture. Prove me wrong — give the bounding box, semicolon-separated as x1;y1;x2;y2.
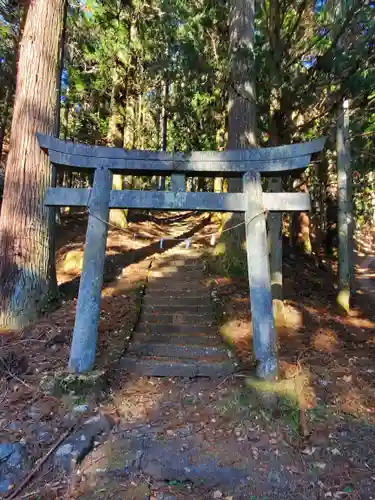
85;187;268;246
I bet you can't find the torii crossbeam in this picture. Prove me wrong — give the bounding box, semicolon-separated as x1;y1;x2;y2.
38;133;325;380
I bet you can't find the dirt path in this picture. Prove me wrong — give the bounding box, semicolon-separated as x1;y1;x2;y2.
2;214;375;499
72;226;375;499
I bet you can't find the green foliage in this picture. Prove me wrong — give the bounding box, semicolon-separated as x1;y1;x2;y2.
61;0;228;152
1;0;375;230
0;1;19;139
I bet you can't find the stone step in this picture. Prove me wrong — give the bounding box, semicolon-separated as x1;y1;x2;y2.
120;356;236;377
153;260;204;269
147;282;208;292
142;304;213;315
142;296;212;307
133;333;222;346
135;324;218;336
148;270;205;283
142;289;210;299
148;267;205;278
140;313;214;326
128;342;230;359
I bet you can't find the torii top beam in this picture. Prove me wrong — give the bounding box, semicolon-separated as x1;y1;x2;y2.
37;134;325;177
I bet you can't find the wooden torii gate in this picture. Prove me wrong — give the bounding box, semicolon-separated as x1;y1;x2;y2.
38;134;325;380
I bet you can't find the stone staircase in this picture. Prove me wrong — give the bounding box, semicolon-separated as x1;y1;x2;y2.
121;232;236;377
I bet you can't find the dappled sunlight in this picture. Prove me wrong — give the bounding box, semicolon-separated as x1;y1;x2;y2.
208;246;375;431
112;376;165;422
62;249;84;273
334;386;375;419
311;328;343;353
220;319;252;359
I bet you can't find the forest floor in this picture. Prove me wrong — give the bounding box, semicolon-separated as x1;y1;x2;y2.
1;211;375;499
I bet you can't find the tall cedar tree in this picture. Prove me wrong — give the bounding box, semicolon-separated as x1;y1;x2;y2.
218;0;256;274
0;0;64;328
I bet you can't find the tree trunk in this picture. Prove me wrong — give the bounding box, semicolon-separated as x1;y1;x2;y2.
0;0;63;329
63;83;70;141
268;177;283;298
267;0;284;302
161;77;169;152
54;0;68;225
219;0;256;274
159;77;169;191
108;74;127;229
337;99;353;313
54;0;68;139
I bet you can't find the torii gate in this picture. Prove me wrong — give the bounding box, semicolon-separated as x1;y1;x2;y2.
38;134;325;380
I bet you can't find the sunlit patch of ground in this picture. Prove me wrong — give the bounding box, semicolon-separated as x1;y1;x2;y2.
210;248;375;426
1;212;204;498
3;216;375;498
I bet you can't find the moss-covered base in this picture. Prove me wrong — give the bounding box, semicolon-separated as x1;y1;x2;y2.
245;374;306;417
40;369;108;398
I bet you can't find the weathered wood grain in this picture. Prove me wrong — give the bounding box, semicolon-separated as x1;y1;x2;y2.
243;171;278;380
68;166;112;373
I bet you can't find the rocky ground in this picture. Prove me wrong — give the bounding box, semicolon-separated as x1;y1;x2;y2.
1;212;375;499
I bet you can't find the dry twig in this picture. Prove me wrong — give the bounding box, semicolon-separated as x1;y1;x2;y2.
5;423;78;500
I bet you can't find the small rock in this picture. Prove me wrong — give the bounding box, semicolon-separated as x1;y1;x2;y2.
73;404;89;414
37;429;54;444
83;413;113;436
0;443;29;493
56;443;74;457
315;462;327;470
213;491;223;499
54;431;93;472
330;448;341;455
54;414;114;472
302;446;316;455
6;421;22;432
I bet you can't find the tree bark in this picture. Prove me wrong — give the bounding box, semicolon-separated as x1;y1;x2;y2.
0;0;63;329
54;0;68;139
219;0;257;274
108;72;127;229
159;77;169;191
337;99;353;313
227;0;257;152
268;177;283;298
54;0;68;226
267;0;284;301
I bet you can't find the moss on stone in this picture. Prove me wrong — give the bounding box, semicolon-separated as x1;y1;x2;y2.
40;370;108;397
